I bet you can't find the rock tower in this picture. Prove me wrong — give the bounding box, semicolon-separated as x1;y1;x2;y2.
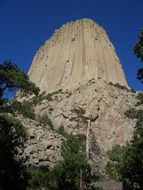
28;18;127;93
21;19;136;174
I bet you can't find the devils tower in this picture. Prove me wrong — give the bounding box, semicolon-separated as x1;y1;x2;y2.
19;19;138;181
28;18;127;93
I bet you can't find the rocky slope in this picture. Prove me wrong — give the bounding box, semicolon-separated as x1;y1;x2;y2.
20;79;137;171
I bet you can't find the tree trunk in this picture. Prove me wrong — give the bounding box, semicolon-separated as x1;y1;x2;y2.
86;119;90;160
80;168;83;190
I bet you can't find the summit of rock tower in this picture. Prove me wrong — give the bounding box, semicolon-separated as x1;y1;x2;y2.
28;18;128;92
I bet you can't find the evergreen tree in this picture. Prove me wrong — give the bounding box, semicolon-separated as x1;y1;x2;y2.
0;114;27;190
106;109;143;190
0;61;39;100
134;29;143;61
134;29;143;83
106;29;143;190
26;133;100;190
0;61;39;189
47;134;98;190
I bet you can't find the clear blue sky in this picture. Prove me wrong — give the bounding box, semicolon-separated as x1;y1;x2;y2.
0;0;143;90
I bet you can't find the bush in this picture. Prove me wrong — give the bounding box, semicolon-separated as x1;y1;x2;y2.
38;114;54;130
109;81;113;85
57;125;67;136
0;100;35;119
26;166;49;190
107;108;143;189
12;100;35;119
71;106;85;115
31;91;47;105
77;134;86;150
114;83;129;91
0;61;40;99
0;114;27;190
47;134;99;190
130;88;136;93
125;108;143;119
136;93;143;105
32;89;63;106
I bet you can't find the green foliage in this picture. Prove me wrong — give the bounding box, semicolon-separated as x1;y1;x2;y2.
90;137;101;155
0;61;39;99
71;106;87;125
78;134;86;150
32;89;63;105
109;82;136;93
130;88;136;93
47;134;98;190
0;61;40;189
124;108;139;119
13;100;35;119
0;113;27;190
1;100;35;119
109;32;143;189
38;114;54;130
134;29;143;61
134;29;143;83
113;83;129;91
109;81;114;85
31;91;46;105
136;93;143;105
111;32;143;189
31;91;52;105
71;106;85;115
57;125;67;136
106;145;125;180
125;108;143;120
26;166;49;190
106;109;143;190
25;134;100;190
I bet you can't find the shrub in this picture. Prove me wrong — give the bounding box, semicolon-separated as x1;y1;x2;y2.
71;106;85;115
38;114;54;130
26;166;49;190
109;81;113;85
130;88;136;93
125;108;143;119
32;89;63;106
114;83;129;91
31;91;46;105
0;100;35;119
77;134;86;150
48;134;98;190
136;93;143;105
57;125;67;136
12;100;35;119
0;114;27;190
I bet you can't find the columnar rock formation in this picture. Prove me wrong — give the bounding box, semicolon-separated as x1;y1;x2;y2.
28;18;127;93
20;19;137;175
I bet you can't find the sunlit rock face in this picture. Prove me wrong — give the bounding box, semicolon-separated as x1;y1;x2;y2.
28;18;127;93
19;19;138;173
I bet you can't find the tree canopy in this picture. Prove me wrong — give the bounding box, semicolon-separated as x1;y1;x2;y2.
134;29;143;83
0;114;27;190
106;28;143;190
134;29;143;61
0;61;39;100
0;61;39;189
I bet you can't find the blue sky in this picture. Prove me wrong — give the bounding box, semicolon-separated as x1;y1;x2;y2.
0;0;143;90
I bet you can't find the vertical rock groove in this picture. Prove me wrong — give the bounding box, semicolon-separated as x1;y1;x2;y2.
28;18;128;92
